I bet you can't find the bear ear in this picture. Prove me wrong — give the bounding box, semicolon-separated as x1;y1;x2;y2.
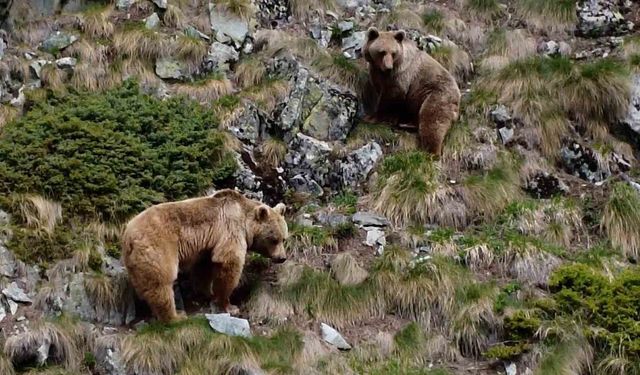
255;205;269;221
394;30;406;43
367;27;379;41
273;203;286;215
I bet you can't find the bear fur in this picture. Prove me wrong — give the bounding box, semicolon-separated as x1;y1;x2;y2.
362;27;461;156
122;189;288;322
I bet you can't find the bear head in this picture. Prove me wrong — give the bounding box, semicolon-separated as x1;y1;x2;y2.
363;27;406;73
248;203;288;263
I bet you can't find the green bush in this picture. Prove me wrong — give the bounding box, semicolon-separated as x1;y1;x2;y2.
0;80;236;223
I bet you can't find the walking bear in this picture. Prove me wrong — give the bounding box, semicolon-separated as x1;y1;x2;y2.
122;189;288;322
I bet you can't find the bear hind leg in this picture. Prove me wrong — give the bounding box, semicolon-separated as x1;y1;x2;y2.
417;95;458;156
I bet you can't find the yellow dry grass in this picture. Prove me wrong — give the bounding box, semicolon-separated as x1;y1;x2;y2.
81;6;114;39
259;138;287;169
16;194;62;235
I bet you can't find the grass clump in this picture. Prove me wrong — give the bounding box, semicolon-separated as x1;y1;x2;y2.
0;80;236;223
516;0;576;33
465;0;502;18
333;190;358;214
602;182;640;260
422;9;445;33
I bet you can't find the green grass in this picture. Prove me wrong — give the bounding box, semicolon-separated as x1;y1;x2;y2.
333;190;358;214
0;80;236;223
422;9;445;33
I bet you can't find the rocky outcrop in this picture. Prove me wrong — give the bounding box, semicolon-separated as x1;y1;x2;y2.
577;0;634;37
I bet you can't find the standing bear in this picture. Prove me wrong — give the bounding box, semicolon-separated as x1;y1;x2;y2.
362;27;461;156
122;189;288;323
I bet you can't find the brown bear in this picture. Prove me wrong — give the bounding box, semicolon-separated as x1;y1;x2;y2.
362;27;461;156
122;189;288;323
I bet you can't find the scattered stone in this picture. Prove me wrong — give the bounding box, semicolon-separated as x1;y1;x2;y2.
295;214;314;227
29;60;49;79
342;31;366;59
16;315;25;321
226;102;268;145
334;141;383;189
209;3;250;48
95;335;126;375
365;228;386;255
3;282;31;304
41;31;77;53
506;362;517;375
0;244;17;278
352;211;389;227
560;141;609;183
184;25;210;40
55;57;76;70
624;74;640;137
204;41;240;72
155;58;189;80
337;20;354;33
256;0;289;26
577;0;634;37
315;212;350;227
116;0;134;10
310;24;332;48
8;298;18;315
0;36;5;59
145;13;160;29
151;0;167;9
320;323;351;350
206;313;252;338
525;171;569;199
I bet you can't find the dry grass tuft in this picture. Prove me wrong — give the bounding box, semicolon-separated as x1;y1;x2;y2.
234;58;266;89
370;151;469;228
533;335;593;375
81;6;114;39
331;253;369;286
602;182;640;260
121;333;180;375
240;79;290;113
259;138;287;169
288;0;336;20
4;321;83;370
113;28;172;61
70;62;114;92
246;289;294;325
40;64;67;94
174;34;208;71
0;105;20;128
429;43;473;84
216;0;255;20
173;76;234;104
312;52;367;91
480;29;536;72
451;283;500;357
16;195;62;235
164;4;187;29
0;354;14;375
63;39;108;65
516;0;577;34
83;272;131;320
511;199;584;248
86;221;124;242
505;244;562;287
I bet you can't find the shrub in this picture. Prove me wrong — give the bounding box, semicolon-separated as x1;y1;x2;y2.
0;80;236;223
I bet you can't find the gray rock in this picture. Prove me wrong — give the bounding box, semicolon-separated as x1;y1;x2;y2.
310;24;332;48
334;141;383;189
155;58;189;80
315;212;350;227
277;67;311;132
145;13;160;29
184;25;210;40
490;104;512;126
204;42;239;72
3;282;31;304
0;302;5;322
94;335;126;375
624;74;640;137
0;244;17;278
29;60;50;79
525;171;569;199
578;0;634;37
295;214;314;227
232;150;264;200
560;141;609;183
41;31;77;53
55;57;76;69
7;298;18;315
226;103;268;145
0;36;5;59
320;323;351;350
116;0;134;10
301;87;358;142
151;0;167;9
506;362;517;375
498;127;514;145
206;313;252;337
256;0;289;25
284;133;332;195
209;3;250;48
365;229;386;255
352;211;389;227
342;31;366;59
337;21;354;33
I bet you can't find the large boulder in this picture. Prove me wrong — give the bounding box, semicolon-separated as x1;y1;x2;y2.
41;31;77;54
284;133;333;196
332;141;383;190
624;74;640;138
577;0;634;37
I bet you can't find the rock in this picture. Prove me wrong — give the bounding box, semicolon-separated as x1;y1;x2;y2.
284;133;332;195
577;0;634;37
116;0;134;10
232;150;264;201
342;31;366;59
624;74;640;137
41;31;77;53
560;141;609;183
333;141;383;189
29;60;50;79
7;298;18;315
203;41;239;73
498;127;514;145
320;323;351;350
206;313;252;337
151;0;167;9
256;0;289;27
0;302;5;322
365;229;386;255
155;58;189;81
309;24;332;48
0;244;17;278
3;282;31;304
94;335;126;375
0;36;5;59
315;212;350;227
295;214;314;227
538;40;571;57
55;57;76;69
525;171;569;199
209;3;250;48
184;25;210;40
145;13;160;29
352;212;389;227
226;102;268;145
506;362;517;375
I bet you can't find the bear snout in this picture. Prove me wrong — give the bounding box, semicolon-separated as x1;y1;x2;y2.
272;256;287;264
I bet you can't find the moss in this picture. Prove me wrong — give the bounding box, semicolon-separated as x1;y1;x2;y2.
333;190;358;214
484;343;530;360
0;80;236;223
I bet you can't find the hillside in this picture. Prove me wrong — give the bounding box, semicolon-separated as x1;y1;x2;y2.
0;0;640;374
